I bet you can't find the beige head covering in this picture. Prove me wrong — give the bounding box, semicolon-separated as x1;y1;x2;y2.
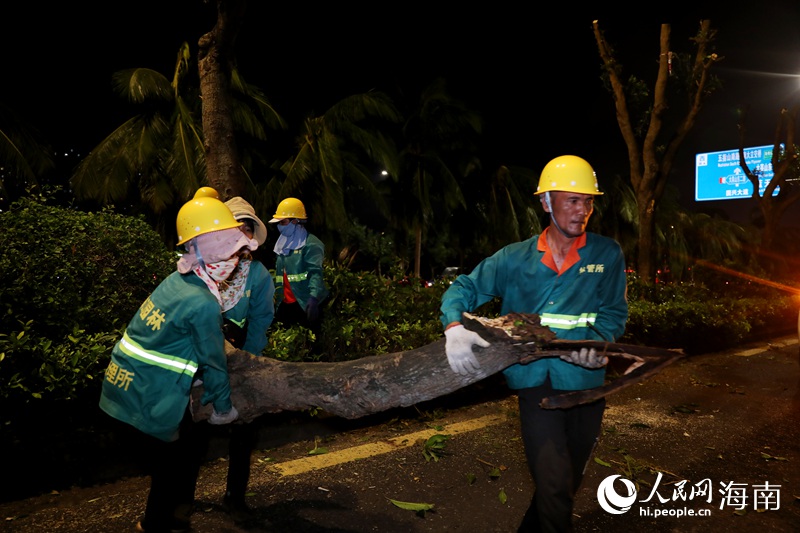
225;197;267;245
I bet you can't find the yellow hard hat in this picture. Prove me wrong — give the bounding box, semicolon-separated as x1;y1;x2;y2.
269;197;307;223
176;189;242;245
194;186;220;199
535;155;603;196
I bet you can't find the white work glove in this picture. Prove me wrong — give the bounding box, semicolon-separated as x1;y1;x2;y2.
209;405;239;425
444;325;490;376
560;347;608;369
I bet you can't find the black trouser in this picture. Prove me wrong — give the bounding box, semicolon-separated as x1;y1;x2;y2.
516;380;605;533
225;422;259;501
107;407;197;532
180;418;259;509
275;300;322;334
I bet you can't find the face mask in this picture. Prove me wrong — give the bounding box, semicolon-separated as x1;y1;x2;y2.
205;256;240;282
277;223;299;237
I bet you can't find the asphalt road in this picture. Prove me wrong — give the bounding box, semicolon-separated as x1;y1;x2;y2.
1;334;798;532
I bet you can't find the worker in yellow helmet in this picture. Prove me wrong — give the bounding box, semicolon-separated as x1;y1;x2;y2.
175;191;276;525
269;197;329;334
100;188;257;533
439;155;628;532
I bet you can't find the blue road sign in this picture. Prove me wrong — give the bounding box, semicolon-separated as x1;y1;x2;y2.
695;144;781;201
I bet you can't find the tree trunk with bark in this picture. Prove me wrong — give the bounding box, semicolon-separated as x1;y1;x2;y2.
192;313;684;423
197;0;249;199
593;20;720;284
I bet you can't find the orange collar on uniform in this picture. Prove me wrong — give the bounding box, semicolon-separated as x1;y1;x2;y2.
537;228;586;274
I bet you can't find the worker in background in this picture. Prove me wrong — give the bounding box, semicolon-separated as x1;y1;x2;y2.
268;197;329;336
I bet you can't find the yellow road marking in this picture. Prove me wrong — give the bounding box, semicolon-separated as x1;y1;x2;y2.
272;413;507;477
735;336;798;357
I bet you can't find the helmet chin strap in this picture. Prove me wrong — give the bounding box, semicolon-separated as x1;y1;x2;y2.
546;191;589;239
545;191;571;238
192;240;207;272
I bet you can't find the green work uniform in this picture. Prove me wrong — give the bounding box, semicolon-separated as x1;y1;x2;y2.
440;231;628;391
273;233;329;313
99;271;233;442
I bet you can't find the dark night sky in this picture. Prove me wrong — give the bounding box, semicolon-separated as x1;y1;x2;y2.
4;1;800;220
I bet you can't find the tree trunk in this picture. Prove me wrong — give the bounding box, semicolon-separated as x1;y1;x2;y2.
191;313;684;423
593;20;720;284
636;195;657;282
414;223;422;278
197;0;249;199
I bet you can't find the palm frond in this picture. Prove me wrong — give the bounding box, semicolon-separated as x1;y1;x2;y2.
325;91;402;125
230;69;288;132
74;113;173;201
112;68;173;104
0;103;54;200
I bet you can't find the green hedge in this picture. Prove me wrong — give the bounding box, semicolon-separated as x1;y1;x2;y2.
0;198;175;406
622;278;798;354
263;266;452;363
1;199;797;414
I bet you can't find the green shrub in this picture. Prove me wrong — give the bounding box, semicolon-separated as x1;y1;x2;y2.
623;298;751;353
315;264;446;361
0;197;175;339
0;319;119;402
263;324;318;362
262;263;502;363
0;197;175;409
622;278;798;354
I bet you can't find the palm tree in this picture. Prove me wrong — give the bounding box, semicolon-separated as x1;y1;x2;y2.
662;210;752;284
441;164;542;273
646;181;751;283
228;67;287;186
272;90;401;250
0;102;55;208
594;176;749;284
737;106;800;274
392;78;482;277
483;165;543;247
71;44;201;217
70;42;285;245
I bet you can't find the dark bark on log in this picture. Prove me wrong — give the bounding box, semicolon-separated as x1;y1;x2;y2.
192;313;684;423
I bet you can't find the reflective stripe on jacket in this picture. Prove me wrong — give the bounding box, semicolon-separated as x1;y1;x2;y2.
274;233;330;311
99;271;232;442
440;231;628;391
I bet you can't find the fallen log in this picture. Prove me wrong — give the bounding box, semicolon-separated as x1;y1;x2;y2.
192;312;684;423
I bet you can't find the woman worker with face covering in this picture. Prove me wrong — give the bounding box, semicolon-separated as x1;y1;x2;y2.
99;189;258;533
184;194;276;522
269;197;329;334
